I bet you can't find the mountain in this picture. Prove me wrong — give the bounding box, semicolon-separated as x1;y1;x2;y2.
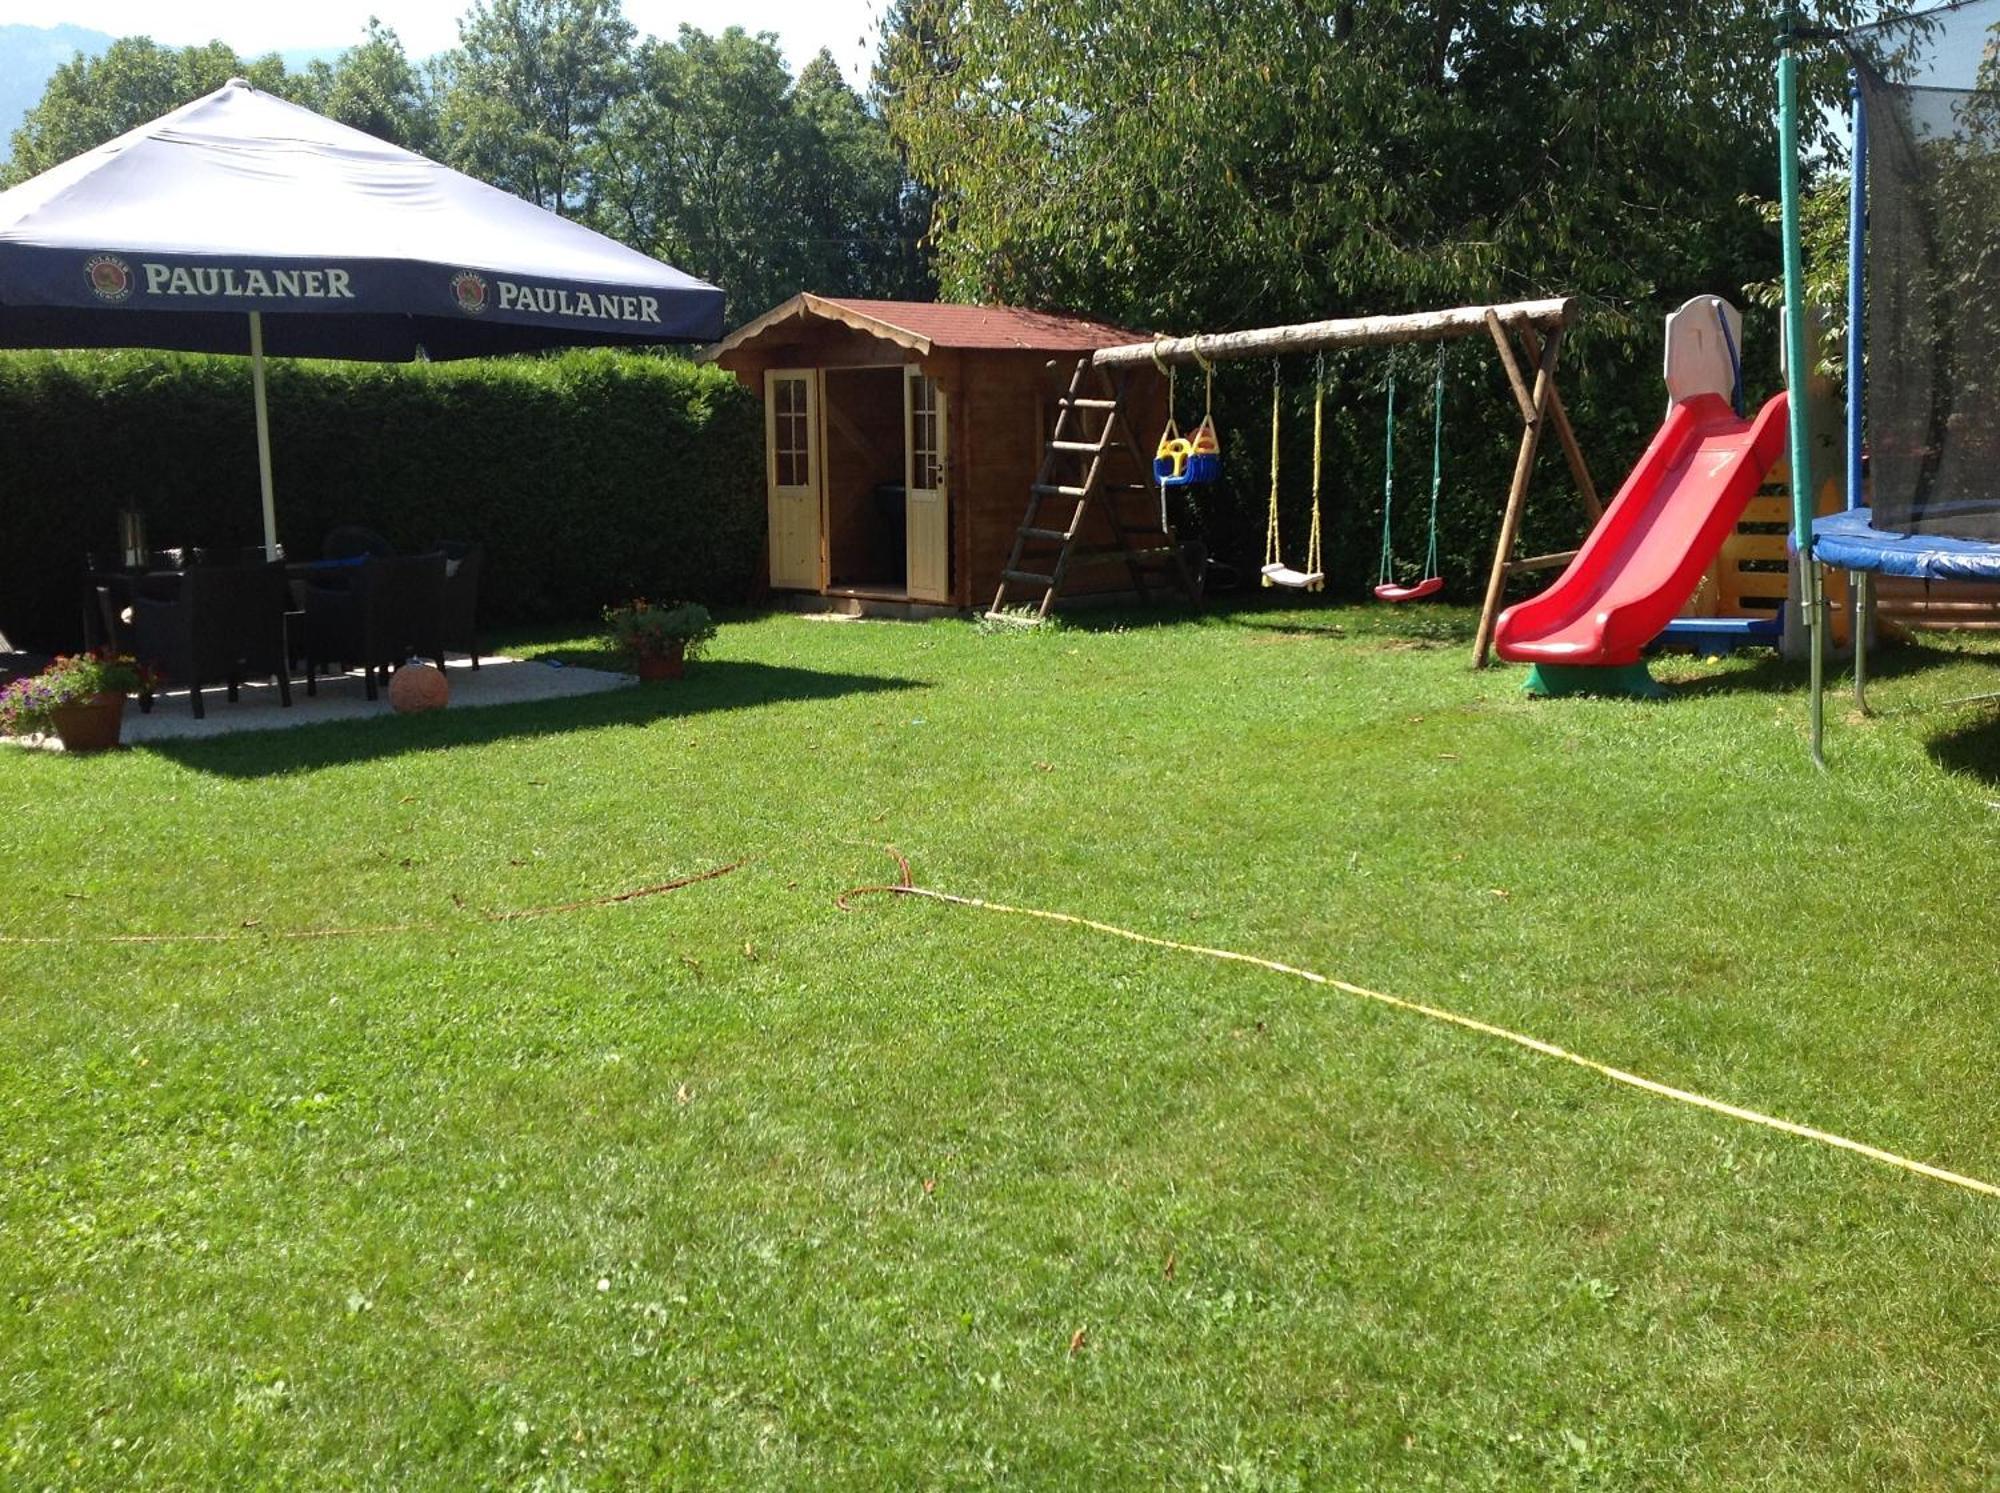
0;23;116;150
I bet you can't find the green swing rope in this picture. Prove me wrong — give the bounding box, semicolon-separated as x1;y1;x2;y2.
1423;344;1444;583
1376;348;1446;588
1376;370;1399;587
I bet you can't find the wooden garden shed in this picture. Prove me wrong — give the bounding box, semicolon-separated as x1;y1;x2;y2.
707;294;1169;611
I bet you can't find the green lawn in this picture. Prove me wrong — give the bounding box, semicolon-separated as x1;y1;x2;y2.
4;604;1999;1489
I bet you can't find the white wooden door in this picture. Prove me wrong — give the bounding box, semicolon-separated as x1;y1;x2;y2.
904;369;949;602
765;368;821;590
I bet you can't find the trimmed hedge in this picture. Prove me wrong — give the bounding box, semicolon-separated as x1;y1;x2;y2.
0;348;764;650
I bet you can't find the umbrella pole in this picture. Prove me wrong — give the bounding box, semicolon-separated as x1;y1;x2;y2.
249;311;279;559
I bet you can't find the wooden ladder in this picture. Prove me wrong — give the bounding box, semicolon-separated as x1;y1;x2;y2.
986;358;1198;620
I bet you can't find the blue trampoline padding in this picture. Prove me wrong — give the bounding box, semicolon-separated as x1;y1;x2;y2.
1812;507;2000;581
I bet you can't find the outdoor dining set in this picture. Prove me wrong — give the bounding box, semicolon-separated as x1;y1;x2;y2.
83;529;483;718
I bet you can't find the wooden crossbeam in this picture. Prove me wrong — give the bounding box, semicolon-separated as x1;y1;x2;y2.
1093;299;1574;368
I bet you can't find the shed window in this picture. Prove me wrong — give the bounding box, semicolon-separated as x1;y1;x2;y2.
910;374;942;490
774;375;812;487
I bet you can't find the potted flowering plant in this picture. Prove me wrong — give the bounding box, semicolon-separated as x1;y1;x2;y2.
0;649;152;752
604;599;717;681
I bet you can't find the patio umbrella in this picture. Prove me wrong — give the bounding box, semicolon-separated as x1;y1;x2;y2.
0;78;725;557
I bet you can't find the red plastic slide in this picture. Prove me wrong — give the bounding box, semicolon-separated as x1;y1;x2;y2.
1495;391;1789;667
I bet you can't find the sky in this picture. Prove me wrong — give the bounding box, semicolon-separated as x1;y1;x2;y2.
0;0;887;81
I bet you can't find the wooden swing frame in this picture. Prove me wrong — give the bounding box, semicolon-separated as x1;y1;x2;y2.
1092;297;1600;666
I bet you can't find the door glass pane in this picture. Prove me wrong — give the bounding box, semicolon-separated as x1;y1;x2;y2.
773;377;810;488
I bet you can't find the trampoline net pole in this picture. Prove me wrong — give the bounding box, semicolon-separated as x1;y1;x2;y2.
1780;17;1825;767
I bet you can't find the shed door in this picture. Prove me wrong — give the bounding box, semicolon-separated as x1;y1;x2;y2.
765;368;822;591
905;369;949;603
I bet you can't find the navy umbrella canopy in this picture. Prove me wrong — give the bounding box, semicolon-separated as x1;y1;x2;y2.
0;78;725;550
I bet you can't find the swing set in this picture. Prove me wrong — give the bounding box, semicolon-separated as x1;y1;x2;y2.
1253;348;1448;599
1084;297;1603;665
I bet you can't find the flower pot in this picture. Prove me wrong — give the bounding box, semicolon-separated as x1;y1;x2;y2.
50;692;126;752
635;642;687;681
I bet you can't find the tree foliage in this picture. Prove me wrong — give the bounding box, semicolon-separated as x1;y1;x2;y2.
884;0;1869;341
434;0;634;213
293;20;438;156
591;30;932;316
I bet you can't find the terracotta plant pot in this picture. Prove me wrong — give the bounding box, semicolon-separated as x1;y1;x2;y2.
50;692;126;753
635;642;687;681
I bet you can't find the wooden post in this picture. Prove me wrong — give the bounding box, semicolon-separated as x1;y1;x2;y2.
1485;310;1538;425
1473;323;1564;668
1515;321;1601;523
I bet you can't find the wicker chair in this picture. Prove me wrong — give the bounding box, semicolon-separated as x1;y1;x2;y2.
302;552;446;701
131;561;294;719
436;540;484;669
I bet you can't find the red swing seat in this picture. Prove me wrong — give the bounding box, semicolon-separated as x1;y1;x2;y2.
1372;576;1444;603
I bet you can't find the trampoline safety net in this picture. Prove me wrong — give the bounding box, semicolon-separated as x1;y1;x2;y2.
1854;0;2000;539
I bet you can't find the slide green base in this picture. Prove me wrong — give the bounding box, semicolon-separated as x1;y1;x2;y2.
1521;662;1668;700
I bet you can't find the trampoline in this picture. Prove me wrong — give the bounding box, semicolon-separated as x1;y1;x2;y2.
1778;2;2000;759
1814;509;2000;584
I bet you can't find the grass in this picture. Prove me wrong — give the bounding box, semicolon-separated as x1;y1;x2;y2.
4;602;2000;1489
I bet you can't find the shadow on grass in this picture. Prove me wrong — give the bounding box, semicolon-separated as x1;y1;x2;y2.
1928;707;2000;785
1031;594;1483;645
138;660;920;779
1653;637;1973;700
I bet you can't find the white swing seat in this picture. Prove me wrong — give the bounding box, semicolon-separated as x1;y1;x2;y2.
1261;562;1325;590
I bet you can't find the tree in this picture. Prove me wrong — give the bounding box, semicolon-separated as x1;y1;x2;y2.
435;0;635;214
882;0;1873;341
790;50;934;301
5;38;289;185
589;29;930;317
294;19;438;155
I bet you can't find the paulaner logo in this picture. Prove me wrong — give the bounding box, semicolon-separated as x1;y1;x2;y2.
451;270;489;314
84;254;133;301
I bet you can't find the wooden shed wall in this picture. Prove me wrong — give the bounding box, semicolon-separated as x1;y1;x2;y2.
956;355;1168;607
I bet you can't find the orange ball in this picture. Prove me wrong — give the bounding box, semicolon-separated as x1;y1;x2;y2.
388;660;450;713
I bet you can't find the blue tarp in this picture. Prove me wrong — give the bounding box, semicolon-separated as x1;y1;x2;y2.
1814;507;2000;581
0;79;724;359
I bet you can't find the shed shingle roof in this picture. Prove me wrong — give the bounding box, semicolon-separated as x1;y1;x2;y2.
705;292;1143;362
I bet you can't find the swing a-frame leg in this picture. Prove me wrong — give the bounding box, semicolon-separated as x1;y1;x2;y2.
1471;314;1597;667
988;358;1198;621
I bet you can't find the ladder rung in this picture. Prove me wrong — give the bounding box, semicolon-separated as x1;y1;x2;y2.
1051;440;1106;453
1061;397;1117;410
1019;526;1071;542
1003;569;1055;585
1032;483;1088;498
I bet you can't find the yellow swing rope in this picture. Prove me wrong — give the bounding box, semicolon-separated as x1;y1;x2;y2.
1262;361;1283;582
1305;354;1325;588
1262;357;1326;590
